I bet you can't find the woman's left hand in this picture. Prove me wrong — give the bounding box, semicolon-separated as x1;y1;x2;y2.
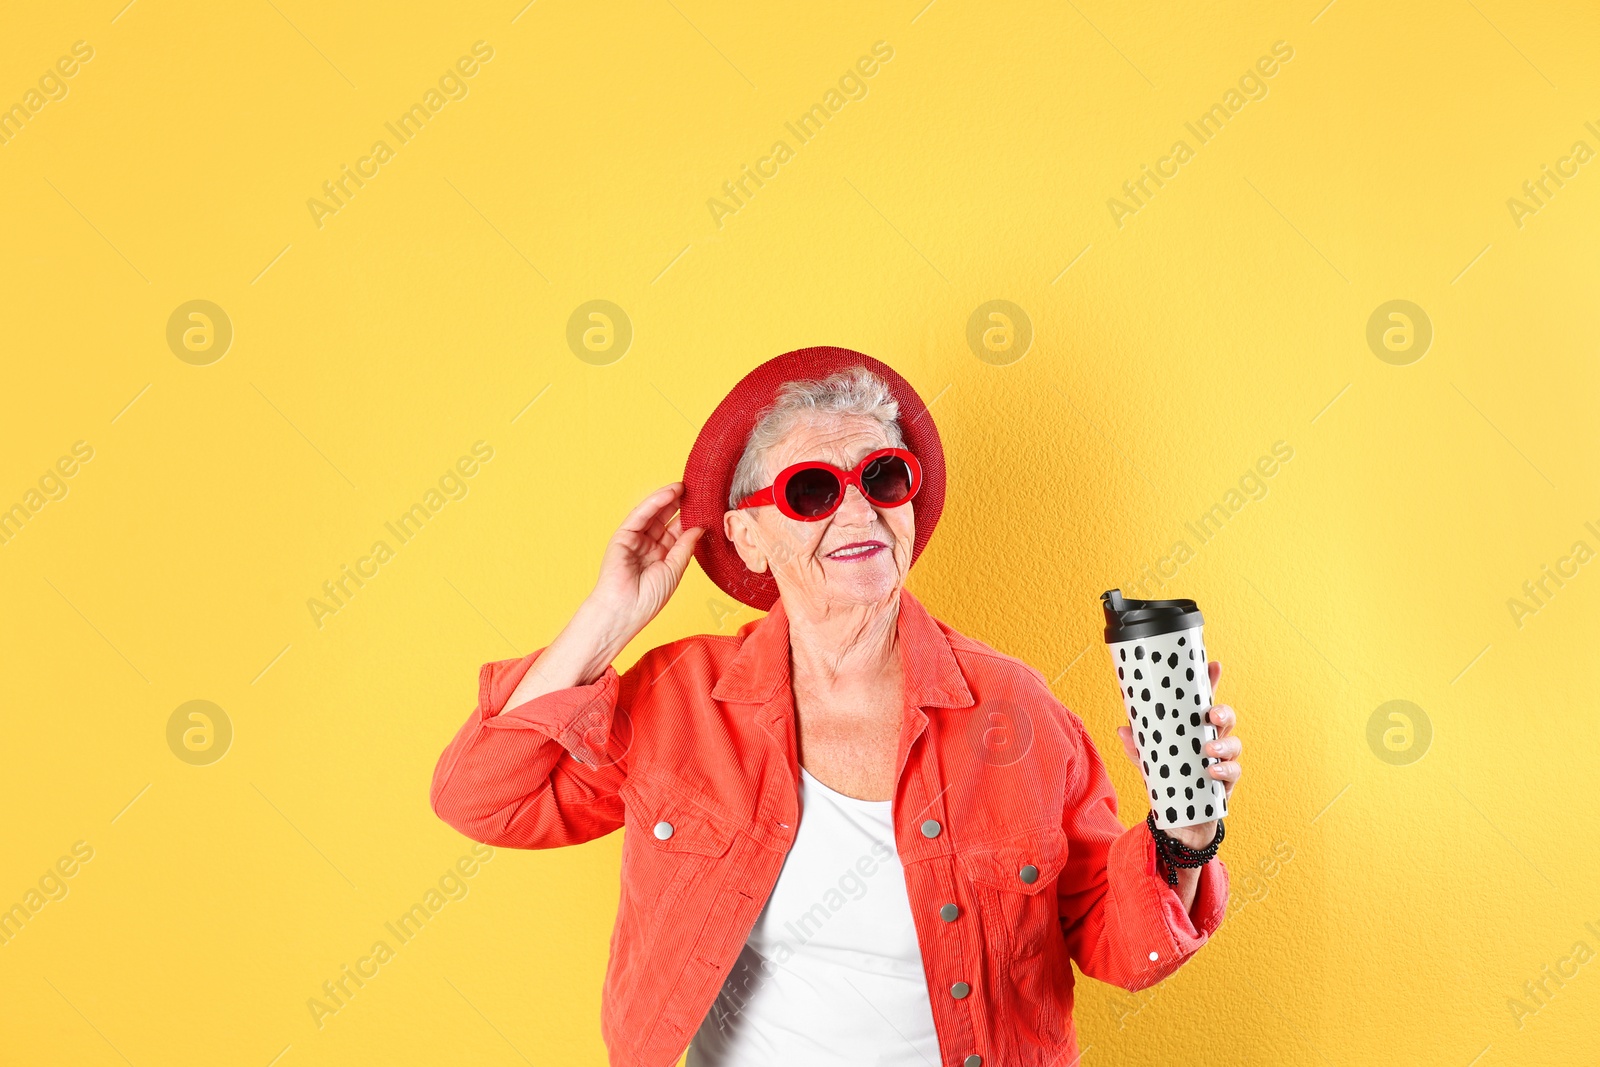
1115;658;1240;850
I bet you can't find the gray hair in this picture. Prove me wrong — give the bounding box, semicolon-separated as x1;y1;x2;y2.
727;365;905;508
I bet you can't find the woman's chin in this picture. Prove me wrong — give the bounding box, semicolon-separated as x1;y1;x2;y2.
819;555;901;602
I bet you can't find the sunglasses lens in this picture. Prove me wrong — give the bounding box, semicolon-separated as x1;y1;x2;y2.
784;467;841;517
862;455;915;504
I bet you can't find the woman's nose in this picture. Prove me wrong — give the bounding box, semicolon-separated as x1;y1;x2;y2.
834;482;876;522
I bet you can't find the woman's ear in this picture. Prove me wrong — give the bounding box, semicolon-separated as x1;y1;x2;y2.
724;509;768;573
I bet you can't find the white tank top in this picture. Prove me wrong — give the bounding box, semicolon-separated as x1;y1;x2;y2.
686;766;940;1067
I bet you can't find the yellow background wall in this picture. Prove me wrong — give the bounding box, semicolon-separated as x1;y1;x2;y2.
2;1;1597;1064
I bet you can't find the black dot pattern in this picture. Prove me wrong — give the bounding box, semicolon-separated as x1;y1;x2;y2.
1109;627;1225;831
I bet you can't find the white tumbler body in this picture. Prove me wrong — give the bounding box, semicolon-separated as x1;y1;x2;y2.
1107;625;1227;830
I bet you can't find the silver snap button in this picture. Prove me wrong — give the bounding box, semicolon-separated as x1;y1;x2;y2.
950;981;971;999
1019;864;1039;884
921;819;942;839
653;821;674;840
939;903;959;922
965;1057;983;1067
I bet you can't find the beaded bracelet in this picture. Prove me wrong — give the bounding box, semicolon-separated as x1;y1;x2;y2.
1146;810;1225;886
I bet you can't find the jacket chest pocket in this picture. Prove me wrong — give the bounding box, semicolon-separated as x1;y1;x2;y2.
619;775;736;928
955;823;1069;960
614;775;742;1041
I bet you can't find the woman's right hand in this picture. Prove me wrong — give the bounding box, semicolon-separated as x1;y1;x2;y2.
508;483;704;702
584;481;705;648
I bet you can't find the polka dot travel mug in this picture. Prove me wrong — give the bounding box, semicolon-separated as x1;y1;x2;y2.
1101;589;1228;830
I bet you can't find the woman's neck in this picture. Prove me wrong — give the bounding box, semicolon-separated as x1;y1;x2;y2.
785;589;902;690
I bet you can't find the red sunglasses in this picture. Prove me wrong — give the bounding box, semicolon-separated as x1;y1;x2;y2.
737;447;922;521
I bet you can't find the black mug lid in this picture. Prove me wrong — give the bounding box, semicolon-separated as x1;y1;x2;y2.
1101;588;1204;643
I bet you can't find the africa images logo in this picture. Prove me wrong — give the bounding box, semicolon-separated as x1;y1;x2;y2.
1105;40;1295;229
706;41;895;229
306;42;495;229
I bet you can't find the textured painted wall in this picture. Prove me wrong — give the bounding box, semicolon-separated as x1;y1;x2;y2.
2;2;1596;1065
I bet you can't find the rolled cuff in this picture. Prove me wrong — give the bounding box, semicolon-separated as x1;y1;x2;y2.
480;646;623;761
1110;820;1229;982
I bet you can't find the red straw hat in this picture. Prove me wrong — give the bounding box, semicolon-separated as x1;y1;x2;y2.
680;346;946;611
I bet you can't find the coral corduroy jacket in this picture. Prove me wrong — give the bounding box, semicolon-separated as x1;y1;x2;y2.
430;587;1228;1067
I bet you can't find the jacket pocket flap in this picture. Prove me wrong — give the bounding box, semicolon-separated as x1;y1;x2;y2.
956;824;1069;895
620;776;734;858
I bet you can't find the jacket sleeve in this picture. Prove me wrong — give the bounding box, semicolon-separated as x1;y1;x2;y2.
429;644;632;849
1055;707;1228;991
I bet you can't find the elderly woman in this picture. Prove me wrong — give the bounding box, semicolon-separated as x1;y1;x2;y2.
430;347;1243;1067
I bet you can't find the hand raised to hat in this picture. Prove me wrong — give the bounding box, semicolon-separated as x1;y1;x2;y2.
585;482;705;649
1115;658;1241;850
513;483;704;700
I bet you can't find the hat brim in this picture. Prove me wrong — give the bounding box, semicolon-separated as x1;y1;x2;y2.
680;346;946;611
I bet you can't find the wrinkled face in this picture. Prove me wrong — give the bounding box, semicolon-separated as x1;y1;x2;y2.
723;413;916;612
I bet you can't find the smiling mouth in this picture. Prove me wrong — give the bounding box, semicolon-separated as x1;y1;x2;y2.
826;541;887;560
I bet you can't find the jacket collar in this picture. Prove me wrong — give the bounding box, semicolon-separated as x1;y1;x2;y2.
710;586;975;712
